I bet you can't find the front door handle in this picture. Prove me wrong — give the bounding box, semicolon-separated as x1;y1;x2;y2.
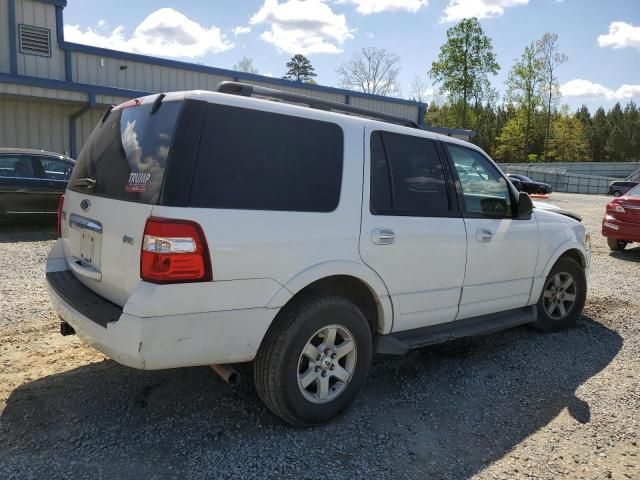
476;228;493;242
372;228;396;245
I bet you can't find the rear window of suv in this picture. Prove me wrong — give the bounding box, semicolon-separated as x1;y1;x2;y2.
190;104;344;212
68;100;182;204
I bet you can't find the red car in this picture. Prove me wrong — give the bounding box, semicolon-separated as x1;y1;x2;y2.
602;184;640;251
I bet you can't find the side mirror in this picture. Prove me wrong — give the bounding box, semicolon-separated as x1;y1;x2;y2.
517;191;533;217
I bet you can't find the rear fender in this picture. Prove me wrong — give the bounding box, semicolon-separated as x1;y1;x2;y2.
267;260;393;334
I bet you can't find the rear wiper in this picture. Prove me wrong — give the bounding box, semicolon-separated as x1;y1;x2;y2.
72;177;96;188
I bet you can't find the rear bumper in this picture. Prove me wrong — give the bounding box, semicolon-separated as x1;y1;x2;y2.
46;243;278;370
601;215;640;242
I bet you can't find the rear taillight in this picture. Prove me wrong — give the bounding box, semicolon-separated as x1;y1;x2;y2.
140;217;212;284
56;194;64;238
607;201;625;214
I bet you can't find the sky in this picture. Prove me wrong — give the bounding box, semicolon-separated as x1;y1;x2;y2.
62;0;640;112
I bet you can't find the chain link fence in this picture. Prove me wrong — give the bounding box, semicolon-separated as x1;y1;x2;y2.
498;163;617;195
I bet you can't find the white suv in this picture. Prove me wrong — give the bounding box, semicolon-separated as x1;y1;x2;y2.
46;83;591;426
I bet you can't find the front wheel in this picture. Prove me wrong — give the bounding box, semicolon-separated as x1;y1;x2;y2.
607;237;628;251
612;190;622;197
532;257;586;332
254;296;373;426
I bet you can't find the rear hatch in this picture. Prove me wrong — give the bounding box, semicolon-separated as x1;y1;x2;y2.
61;95;183;306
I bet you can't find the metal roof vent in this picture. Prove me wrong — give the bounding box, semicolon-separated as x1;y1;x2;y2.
18;24;51;57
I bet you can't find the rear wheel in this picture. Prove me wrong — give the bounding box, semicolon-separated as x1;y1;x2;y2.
254;296;373;426
607;237;628;251
532;257;586;332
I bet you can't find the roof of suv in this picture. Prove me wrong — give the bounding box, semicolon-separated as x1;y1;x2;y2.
0;148;73;161
172;89;484;154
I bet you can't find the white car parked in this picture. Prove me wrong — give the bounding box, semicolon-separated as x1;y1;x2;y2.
46;83;591;426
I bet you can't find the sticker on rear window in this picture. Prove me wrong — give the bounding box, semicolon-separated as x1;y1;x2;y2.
126;172;151;192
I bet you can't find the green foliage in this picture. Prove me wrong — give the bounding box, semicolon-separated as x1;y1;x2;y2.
283;54;317;82
429;18;499;129
548;106;589;161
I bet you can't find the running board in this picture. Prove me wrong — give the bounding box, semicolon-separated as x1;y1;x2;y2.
375;306;537;355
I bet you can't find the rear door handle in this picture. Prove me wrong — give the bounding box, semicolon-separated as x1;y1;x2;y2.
476;228;493;242
371;228;396;245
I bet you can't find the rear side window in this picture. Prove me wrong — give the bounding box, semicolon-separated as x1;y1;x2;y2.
69;100;182;204
190;104;343;212
0;156;35;178
370;130;450;216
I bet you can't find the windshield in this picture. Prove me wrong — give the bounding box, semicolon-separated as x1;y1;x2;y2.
68;100;182;204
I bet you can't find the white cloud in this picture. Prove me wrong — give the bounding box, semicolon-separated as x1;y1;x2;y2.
234;26;251;36
441;0;528;22
64;8;233;59
597;21;640;51
340;0;428;15
561;79;640;100
249;0;353;54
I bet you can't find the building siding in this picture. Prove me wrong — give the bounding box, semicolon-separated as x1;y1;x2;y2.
0;80;86;102
350;96;419;123
0;0;10;73
15;0;65;80
71;52;233;93
0;97;75;153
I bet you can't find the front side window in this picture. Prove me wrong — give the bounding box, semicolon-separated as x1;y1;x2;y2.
370;131;450;216
446;144;512;217
38;158;73;181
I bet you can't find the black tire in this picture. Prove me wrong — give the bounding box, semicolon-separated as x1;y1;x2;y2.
532;257;586;332
254;295;373;427
607;237;628;251
612;190;622;197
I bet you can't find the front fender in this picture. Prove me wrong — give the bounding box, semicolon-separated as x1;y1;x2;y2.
542;241;588;277
266;260;393;334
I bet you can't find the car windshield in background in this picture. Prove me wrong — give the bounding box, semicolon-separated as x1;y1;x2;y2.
68;100;182;204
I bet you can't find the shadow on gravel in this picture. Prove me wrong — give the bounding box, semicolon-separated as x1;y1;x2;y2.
0;316;622;479
0;220;56;243
609;245;640;263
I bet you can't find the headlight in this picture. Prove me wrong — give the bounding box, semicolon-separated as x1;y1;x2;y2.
584;232;592;251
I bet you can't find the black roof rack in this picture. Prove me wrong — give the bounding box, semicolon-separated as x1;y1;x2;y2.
217;81;420;129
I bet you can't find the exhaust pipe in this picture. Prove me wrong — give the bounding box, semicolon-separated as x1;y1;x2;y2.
210;364;241;386
60;321;76;336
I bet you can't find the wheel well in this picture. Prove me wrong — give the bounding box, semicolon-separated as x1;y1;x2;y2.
559;248;586;268
285;275;380;334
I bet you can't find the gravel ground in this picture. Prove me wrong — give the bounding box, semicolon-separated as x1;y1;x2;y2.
0;193;638;480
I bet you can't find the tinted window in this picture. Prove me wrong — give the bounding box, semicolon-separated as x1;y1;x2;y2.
38;157;73;181
446;144;512;217
370;131;449;216
190;104;343;212
0;156;36;178
69;100;182;204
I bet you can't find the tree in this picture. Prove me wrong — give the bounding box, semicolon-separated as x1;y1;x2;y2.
283;54;317;82
495;112;528;162
233;56;258;74
505;41;544;156
548;106;589;161
409;75;431;103
429;17;499;129
537;33;568;160
336;47;401;96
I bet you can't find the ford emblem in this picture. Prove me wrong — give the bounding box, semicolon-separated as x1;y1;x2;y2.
80;199;91;211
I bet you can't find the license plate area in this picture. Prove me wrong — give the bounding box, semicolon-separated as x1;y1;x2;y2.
68;213;103;271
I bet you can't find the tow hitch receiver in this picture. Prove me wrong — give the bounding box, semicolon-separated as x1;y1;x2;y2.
60;321;76;336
